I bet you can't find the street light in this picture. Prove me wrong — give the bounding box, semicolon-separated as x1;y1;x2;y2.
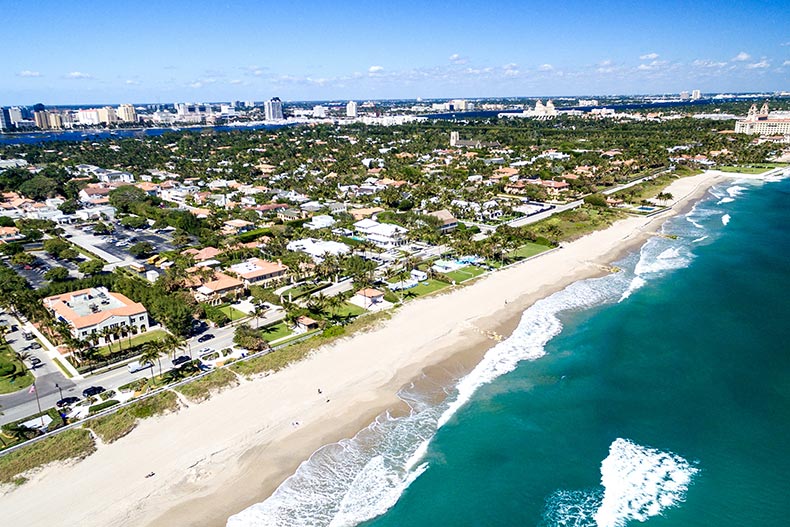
55;382;63;401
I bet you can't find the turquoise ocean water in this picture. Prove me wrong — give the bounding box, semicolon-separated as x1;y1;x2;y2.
228;172;790;527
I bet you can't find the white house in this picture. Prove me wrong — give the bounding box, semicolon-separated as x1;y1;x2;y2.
286;238;350;262
353;219;408;249
305;215;336;230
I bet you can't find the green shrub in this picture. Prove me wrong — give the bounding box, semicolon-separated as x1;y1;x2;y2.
86;391;178;443
89;400;119;414
322;325;345;338
175;369;238;403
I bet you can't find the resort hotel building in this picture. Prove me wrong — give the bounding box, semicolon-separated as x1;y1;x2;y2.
735;103;790;136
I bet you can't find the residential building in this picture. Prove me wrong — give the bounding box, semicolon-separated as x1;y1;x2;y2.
97;106;117;124
43;287;149;344
304;214;336;230
117;104;137;123
189;271;245;305
0;108;12;131
312;105;326;118
346;100;358;118
34;110;50;129
77;109;101;126
429;209;459;234
228;258;289;286
0;226;24;243
222;219;255;234
265;97;283;120
277;208;309;221
353;219;408;248
286;238;350;261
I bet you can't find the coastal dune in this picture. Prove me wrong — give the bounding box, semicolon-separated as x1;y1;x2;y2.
0;171;724;527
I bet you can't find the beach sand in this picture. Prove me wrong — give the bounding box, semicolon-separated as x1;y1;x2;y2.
0;170;725;527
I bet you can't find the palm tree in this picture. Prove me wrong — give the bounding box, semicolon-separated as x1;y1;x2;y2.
164;333;187;360
252;303;267;329
141;339;167;380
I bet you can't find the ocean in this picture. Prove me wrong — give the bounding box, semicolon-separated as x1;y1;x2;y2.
227;172;790;527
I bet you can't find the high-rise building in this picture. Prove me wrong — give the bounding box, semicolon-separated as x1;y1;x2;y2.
264;97;283;120
34;110;50;129
680;91;690;100
77;109;101;126
0;108;12;131
116;104;137;123
691;90;701;100
346;100;358;118
8;107;23;125
312;105;326;118
97;106;117;124
48;112;63;129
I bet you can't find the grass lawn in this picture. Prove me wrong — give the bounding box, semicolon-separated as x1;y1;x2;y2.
96;328;168;356
218;305;247;321
0;344;34;394
329;302;365;317
408;279;450;297
510;242;551;260
525;206;627;243
444;266;486;283
280;281;329;300
258;321;294;342
717;164;786;174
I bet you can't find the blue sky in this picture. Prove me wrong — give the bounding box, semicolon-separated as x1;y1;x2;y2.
2;0;788;105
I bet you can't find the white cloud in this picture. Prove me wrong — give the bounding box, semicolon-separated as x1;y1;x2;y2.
17;70;41;78
538;63;554;71
746;59;770;69
502;63;520;77
693;59;728;68
639;52;659;60
67;71;92;79
731;51;751;62
229;79;243;85
781;41;790;47
784;60;790;66
125;79;139;85
368;65;384;73
189;81;203;88
449;53;468;65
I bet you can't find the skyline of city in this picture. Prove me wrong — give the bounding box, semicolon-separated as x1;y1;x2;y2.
2;0;789;105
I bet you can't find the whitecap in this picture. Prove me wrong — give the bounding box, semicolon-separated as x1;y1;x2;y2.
593;439;698;527
721;214;731;226
716;197;734;205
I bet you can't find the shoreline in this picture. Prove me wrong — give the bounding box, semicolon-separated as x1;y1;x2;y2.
0;170;727;527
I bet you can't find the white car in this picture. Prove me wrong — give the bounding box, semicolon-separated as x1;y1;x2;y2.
127;360;153;373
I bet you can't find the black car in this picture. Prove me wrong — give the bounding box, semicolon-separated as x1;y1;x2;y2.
197;333;215;343
82;386;105;398
29;357;42;366
171;355;191;367
56;396;80;408
28;342;42;349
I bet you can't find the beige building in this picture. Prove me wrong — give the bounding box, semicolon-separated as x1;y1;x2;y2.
43;287;149;344
117;104;137;123
735;103;790;136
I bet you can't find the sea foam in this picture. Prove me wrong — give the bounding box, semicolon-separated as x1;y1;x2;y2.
594;439;698;527
542;439;698;527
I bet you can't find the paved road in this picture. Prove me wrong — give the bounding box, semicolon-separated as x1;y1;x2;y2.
0;313;76;424
0;307;285;426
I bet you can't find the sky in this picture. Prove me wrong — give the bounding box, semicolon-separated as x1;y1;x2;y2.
1;0;789;106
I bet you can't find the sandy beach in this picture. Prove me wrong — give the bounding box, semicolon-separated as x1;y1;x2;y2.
0;170;726;527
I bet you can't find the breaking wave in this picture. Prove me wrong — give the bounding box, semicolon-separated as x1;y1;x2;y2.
542;439;698;527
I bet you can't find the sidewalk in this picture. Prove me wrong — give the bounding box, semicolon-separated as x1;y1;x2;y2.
24;320;83;380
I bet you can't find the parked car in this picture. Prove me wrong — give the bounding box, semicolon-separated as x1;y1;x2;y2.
127;360;153;373
171;355;191;367
197;333;215;343
56;397;80;408
28;342;42;349
29;357;42;366
82;386;105;398
197;347;214;355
